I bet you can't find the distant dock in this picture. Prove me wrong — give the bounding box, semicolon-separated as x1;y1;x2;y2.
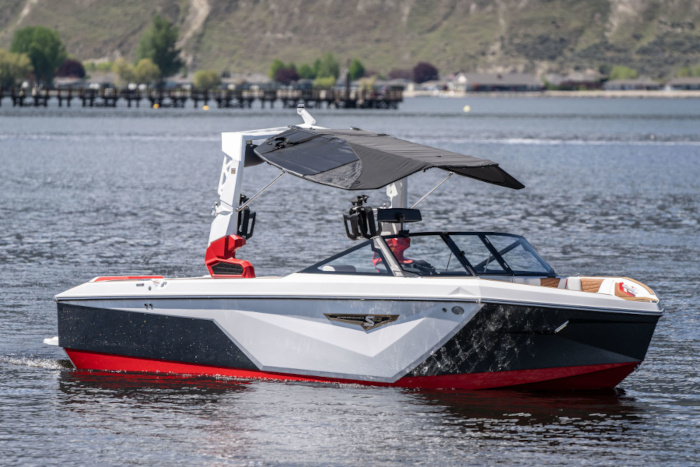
0;86;403;109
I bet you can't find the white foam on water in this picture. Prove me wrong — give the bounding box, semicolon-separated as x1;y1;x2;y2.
0;356;66;370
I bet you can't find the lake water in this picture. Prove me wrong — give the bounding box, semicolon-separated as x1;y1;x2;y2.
1;97;698;465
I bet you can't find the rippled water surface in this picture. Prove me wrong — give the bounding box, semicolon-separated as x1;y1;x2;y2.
1;97;698;465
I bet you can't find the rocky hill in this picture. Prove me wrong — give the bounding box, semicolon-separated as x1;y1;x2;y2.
1;0;699;78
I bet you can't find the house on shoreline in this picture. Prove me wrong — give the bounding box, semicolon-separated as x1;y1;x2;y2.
449;73;543;92
603;78;661;91
666;77;700;90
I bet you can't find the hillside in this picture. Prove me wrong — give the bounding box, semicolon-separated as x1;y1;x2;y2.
1;0;699;79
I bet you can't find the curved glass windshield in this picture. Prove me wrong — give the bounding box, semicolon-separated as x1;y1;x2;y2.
384;233;555;277
450;233;554;276
302;232;555;278
383;235;469;277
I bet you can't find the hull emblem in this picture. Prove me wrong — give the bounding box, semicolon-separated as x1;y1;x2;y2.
324;314;399;331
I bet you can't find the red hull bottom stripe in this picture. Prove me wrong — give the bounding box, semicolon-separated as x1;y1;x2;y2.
64;349;639;390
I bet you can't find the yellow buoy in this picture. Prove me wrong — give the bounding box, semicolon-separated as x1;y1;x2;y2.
153;103;160;109
202;105;209;111
463;104;471;112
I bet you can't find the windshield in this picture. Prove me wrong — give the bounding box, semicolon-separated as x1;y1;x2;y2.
384;236;470;277
301;232;555;278
302;239;393;276
384;232;555;277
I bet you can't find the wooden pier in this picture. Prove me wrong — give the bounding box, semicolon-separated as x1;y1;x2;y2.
0;86;402;110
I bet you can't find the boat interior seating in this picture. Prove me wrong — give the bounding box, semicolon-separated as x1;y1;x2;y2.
511;276;658;302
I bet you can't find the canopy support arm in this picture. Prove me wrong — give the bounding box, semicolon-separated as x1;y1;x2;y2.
410;172;454;209
236;172;286;212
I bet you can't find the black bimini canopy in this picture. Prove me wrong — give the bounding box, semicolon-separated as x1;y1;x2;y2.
253;127;524;190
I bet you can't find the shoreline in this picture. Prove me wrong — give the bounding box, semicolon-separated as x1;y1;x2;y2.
404;90;700;99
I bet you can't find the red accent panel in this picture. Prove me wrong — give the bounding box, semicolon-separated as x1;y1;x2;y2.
64;349;638;391
204;235;255;278
618;282;635;297
93;276;164;282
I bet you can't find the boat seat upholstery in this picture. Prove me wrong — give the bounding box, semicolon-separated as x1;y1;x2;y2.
539;277;563;288
566;276;658;303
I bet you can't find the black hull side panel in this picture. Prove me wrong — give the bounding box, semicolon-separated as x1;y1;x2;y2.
57;303;258;370
408;303;660;377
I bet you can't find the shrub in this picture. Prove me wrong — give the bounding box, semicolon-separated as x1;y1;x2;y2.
0;49;32;87
274;67;299;85
609;65;639;80
413;62;439;83
193;70;221;89
57;58;85;78
313;76;336;88
133;58;160;84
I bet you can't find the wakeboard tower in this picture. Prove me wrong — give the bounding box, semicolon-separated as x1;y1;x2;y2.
47;107;661;390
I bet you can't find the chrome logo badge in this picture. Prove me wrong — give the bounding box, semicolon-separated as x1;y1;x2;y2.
324;314;399;331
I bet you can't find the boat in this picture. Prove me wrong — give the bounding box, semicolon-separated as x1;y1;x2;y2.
47;107;662;391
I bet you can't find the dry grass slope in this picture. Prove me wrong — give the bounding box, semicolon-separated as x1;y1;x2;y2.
0;0;698;78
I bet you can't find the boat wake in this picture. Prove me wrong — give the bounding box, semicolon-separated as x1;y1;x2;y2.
0;356;73;370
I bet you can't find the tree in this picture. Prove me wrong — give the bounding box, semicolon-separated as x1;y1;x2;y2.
348;59;365;81
274;67;299;85
316;53;339;79
298;63;315;79
133;58;161;84
57;58;85;78
136;15;183;81
10;26;66;85
609;65;638;80
413;62;439;83
112;58;135;85
193;69;221;89
0;49;33;88
269;58;286;79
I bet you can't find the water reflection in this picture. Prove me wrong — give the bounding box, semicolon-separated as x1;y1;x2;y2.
43;369;682;464
406;388;647;448
413;387;639;421
58;370;250;408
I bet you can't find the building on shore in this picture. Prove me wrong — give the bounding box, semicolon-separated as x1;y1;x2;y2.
543;72;602;90
603;78;661;91
665;77;700;90
448;73;543;92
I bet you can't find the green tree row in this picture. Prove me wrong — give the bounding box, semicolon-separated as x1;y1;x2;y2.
269;54;366;86
1;15;185;87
